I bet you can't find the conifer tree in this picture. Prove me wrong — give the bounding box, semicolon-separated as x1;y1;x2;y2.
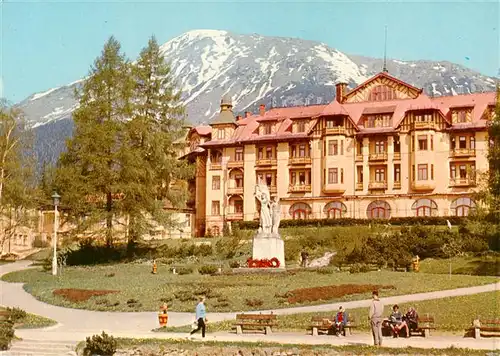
120;36;193;243
488;87;500;216
56;36;133;246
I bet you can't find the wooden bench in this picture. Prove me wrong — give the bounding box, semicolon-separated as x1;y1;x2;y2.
308;314;356;336
233;313;277;335
471;319;500;339
382;314;435;337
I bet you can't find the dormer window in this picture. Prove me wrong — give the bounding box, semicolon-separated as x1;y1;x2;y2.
217;129;225;140
451;108;471;124
263;123;272;135
368;85;396;101
415;113;433;122
297;121;306;132
365;114;391;128
458;111;466;123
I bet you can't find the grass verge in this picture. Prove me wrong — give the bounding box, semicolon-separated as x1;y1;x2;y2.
77;337;496;356
2;264;497;312
155;290;500;334
0;307;57;329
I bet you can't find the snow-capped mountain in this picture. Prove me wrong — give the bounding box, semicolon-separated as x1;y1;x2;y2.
18;29;498;168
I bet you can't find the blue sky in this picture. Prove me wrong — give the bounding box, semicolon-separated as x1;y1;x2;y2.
1;0;499;103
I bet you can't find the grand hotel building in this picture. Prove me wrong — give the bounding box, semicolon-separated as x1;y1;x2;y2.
180;71;496;237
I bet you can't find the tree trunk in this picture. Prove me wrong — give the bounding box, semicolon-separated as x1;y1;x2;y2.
106;192;113;247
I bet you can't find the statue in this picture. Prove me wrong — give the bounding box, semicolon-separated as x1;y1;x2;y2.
270;197;281;235
254;181;272;235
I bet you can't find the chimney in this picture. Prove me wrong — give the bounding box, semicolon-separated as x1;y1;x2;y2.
259;104;266;116
236;115;242;121
245;111;251;118
335;83;347;103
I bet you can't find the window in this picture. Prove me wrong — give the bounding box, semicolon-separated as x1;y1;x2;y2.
289;202;312;220
357;141;363;156
212;176;220;190
211;201;220;216
458;111;466;123
367;200;391;219
415;113;433;122
258;147;264;159
418;164;428;180
470;136;475;150
266;146;273;159
431;164;434;180
341;141;344;155
234;199;243;213
375;140;385;154
324;201;347;219
412;137;415;152
329;140;338;155
210;150;222;164
450;137;456;150
369;85;396;101
299;144;306;157
235;174;243;188
329;168;338;184
450;165;456;179
418;135;428;150
340;168;344;184
265;173;273;186
357;166;363;183
235;147;244;161
299;172;306;184
263;124;272;135
297;121;306;132
211;225;220;236
394;137;401;153
459;165;467;178
365;114;392;128
217;129;225;140
412;165;415;181
459;136;467;149
412;198;438;217
185;214;191;227
394;164;401;182
430;136;434;151
450;197;476;217
375;168;385;182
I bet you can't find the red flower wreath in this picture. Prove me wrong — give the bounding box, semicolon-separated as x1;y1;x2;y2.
247;257;280;268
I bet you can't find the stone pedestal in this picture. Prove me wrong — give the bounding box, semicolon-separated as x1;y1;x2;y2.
252;233;285;268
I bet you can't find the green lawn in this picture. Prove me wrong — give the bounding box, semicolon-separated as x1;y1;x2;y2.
2;263;497;312
419;255;500;276
81;337;495;356
157;290;500;334
0;307;57;329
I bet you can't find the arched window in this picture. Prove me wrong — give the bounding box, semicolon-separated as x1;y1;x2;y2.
411;198;438;217
450;197;476;217
323;201;347;219
367;200;391;219
211;225;220;237
289;202;312;220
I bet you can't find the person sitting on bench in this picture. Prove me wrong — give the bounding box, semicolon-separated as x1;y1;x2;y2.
405;307;418;333
334;306;348;336
389;304;409;338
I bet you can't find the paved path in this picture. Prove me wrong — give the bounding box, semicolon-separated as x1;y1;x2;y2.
1;261;499;352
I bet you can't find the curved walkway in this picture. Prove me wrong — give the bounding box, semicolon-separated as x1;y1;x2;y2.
1;261;499;349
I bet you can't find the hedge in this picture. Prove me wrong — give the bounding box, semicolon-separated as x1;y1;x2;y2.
232;216;467;230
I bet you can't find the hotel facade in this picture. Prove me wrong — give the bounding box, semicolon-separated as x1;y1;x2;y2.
180;71;496;237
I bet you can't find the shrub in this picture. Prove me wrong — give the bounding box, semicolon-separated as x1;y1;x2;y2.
0;320;15;350
245;298;263;307
6;307;26;322
83;331;117;356
229;260;240;268
177;267;193;275
32;237;50;248
198;265;218;275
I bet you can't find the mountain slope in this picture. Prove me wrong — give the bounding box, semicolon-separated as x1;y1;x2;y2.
18;29;497;168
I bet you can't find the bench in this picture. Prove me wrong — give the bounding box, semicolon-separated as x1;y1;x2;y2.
382;314;435;337
471;319;500;339
308;314;356;336
233;313;277;335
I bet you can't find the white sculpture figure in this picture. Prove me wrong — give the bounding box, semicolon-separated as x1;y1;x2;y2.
254;182;272;235
270;197;281;235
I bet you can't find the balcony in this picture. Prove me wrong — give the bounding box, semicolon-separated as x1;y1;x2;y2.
368;181;387;190
393;181;402;189
210;163;222;170
226;212;244;220
450;178;476;187
322;183;346;193
322;126;346;136
412;121;435;130
355;182;364;190
256;158;277;167
289;156;312;165
227;160;244;169
288;184;312;193
393;152;401;160
450;148;476;158
369;152;388;162
411;180;436;191
227;187;244;195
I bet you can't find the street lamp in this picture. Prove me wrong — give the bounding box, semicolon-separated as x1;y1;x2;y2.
51;192;61;276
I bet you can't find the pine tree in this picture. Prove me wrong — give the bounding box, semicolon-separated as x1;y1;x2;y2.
56;36;133;246
488;87;500;216
0;100;36;254
120;36;193;243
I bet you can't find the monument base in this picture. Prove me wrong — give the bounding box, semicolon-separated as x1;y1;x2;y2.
252;234;285;269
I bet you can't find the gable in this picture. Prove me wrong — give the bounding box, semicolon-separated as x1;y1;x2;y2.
344;73;422;104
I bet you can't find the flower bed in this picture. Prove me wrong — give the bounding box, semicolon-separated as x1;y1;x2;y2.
285;284;395;304
53;288;119;302
247;257;280;268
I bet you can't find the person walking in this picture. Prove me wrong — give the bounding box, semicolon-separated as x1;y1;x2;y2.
189;296;207;339
369;290;384;346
